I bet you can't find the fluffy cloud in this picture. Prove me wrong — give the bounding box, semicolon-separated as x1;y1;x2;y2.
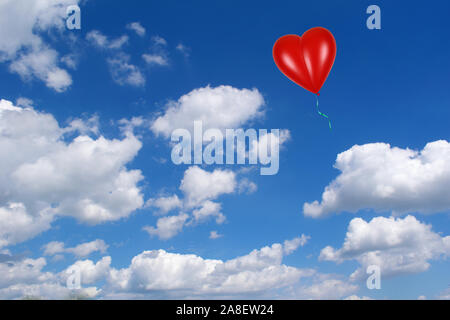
304;140;450;218
291;276;359;300
143;214;189;241
64;256;112;285
0;203;53;248
319;215;450;279
43;240;108;258
145;195;182;215
0;0;78;91
106;237;312;298
191;201;225;224
0;237;359;300
144;166;251;240
9;46;72;92
0;99;145;247
0;255;99;299
151;85;265;138
180;166;236;208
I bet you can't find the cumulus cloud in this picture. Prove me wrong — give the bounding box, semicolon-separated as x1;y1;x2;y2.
0;256;99;299
9;46;72;92
144;166;249;240
143;213;189;241
145;195;182;215
43;240;108;258
291;276;359;300
191;200;225;224
0;99;145;247
63;256;112;285
150;85;265;138
0;237;359;300
0;203;53;248
319;215;450;280
180;166;236;208
106;237;313;298
304;140;450;218
0;0;78;91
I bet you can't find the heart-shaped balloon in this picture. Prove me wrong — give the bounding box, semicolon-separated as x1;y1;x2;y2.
273;27;336;95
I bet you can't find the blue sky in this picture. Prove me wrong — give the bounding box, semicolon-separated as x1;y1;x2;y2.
0;0;449;300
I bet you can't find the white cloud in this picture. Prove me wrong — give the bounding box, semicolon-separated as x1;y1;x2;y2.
15;97;34;108
42;241;65;256
143;214;189;240
0;238;358;300
144;166;237;240
126;22;146;37
191;200;225;224
0;255;99;299
283;235;310;254
107;54;145;87
61;54;78;69
292;276;359;300
180;166;236;208
237;178;257;194
9;46;72;92
106;238;313;298
209;231;223;239
43;240;108;258
0;203;53;248
151;85;265;138
304;140;450;218
319;215;450;280
86;30;129;50
0;99;145;246
152;36;167;46
142;53;169;66
64;256;112;285
0;0;78;91
145;195;182;215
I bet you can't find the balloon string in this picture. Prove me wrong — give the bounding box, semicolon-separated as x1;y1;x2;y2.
316;95;332;129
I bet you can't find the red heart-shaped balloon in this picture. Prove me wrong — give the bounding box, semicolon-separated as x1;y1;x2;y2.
273;27;336;95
